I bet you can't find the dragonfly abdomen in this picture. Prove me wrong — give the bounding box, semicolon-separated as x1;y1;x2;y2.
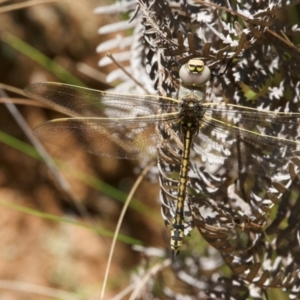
170;126;195;257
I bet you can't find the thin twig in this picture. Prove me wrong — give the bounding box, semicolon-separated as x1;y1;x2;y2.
106;52;150;94
100;161;155;300
129;258;171;300
0;280;80;300
0;97;45;107
0;0;58;14
76;62;112;86
110;283;136;300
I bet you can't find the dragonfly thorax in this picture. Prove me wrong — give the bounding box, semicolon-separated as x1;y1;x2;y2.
179;99;204;133
179;58;211;89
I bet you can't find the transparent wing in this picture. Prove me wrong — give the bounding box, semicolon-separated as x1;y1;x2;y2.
24;82;179;118
25;82;180;159
197;103;300;176
33;118;162;159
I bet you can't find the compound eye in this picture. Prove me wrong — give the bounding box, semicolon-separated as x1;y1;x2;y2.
196;65;204;72
188;65;196;72
188;59;204;74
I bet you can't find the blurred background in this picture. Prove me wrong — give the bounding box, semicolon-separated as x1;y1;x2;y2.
0;1;165;299
1;1;299;299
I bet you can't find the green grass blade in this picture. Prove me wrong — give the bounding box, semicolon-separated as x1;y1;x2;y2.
0;199;141;245
2;32;85;86
0;130;41;159
0;130;160;222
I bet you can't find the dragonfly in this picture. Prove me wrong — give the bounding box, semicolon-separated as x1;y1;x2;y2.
24;58;300;257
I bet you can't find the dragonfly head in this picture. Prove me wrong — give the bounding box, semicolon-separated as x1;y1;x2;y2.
179;58;211;89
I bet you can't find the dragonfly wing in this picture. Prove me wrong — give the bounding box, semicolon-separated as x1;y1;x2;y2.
33;117;160;160
24;82;179;118
196;104;300;176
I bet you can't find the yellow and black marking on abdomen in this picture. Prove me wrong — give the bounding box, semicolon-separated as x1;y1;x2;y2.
170;127;195;257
